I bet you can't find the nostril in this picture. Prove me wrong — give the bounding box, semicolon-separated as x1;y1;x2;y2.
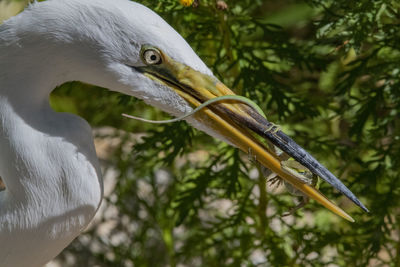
0;177;5;191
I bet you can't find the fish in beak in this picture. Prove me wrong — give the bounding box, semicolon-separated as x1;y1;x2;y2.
132;45;368;222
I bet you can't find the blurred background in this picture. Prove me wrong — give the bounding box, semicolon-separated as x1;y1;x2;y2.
1;0;400;266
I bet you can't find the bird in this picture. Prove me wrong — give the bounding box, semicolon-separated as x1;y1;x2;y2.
0;0;368;266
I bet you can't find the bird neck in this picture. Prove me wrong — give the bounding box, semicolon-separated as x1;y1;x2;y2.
0;43;70;107
0;45;103;207
0;36;103;267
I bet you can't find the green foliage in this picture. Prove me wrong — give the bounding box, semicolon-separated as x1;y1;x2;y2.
6;0;400;266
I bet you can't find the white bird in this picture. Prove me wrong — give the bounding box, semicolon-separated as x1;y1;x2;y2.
0;0;367;266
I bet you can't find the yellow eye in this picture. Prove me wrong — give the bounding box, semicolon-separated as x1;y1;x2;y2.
142;48;162;65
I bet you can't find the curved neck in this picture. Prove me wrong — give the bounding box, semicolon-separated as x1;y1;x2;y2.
0;33;103;267
0;43;68;107
0;47;103;201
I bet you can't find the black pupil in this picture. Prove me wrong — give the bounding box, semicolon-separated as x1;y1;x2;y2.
150;54;157;61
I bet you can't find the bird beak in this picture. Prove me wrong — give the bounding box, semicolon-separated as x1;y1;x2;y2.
133;50;368;222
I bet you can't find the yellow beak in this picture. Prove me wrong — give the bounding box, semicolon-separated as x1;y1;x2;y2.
133;48;368;222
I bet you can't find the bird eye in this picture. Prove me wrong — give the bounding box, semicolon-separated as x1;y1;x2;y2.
142;48;162;65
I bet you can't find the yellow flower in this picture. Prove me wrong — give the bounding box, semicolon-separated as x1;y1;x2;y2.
179;0;194;7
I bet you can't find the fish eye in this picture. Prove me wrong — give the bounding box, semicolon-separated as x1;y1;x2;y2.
142;47;162;65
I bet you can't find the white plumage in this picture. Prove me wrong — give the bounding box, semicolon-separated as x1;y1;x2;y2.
0;0;214;266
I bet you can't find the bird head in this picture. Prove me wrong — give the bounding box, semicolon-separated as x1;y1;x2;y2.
3;0;367;220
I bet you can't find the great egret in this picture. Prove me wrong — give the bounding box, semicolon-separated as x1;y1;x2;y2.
0;0;367;266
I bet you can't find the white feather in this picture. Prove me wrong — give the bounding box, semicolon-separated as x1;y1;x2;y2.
0;0;222;266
